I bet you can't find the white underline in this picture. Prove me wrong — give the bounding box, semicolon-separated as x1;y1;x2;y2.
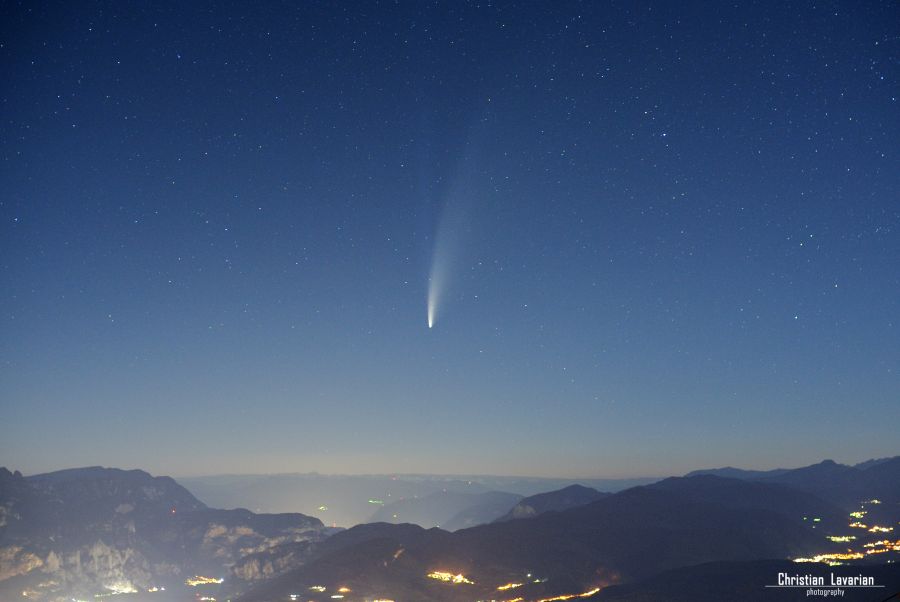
764;585;884;589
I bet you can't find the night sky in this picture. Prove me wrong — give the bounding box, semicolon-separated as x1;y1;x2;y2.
1;1;898;478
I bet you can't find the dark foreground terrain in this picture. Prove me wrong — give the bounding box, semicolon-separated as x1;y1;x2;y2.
2;457;898;602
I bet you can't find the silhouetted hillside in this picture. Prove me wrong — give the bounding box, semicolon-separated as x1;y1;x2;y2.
239;478;830;602
648;475;845;527
0;467;327;601
685;466;789;479
759;458;900;507
495;484;610;521
685;456;900;508
853;456;898;470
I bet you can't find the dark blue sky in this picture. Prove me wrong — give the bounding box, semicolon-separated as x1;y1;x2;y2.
1;1;898;478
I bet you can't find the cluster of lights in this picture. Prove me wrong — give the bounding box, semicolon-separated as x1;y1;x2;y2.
185;576;224;587
794;552;864;566
296;497;891;602
797;497;900;569
863;539;900;555
298;584;360;600
427;571;475;584
535;587;602;601
469;585;600;602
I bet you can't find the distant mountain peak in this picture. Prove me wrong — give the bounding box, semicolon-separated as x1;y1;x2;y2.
495;483;608;522
0;467;25;479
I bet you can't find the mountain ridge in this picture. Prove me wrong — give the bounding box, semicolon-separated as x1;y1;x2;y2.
0;466;327;601
238;475;838;602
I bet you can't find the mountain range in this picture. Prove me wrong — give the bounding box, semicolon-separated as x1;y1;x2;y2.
0;466;326;601
237;474;865;601
2;456;898;602
686;457;900;507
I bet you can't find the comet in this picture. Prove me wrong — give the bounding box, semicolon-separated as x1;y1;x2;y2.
426;197;460;330
426;247;445;328
424;143;481;329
